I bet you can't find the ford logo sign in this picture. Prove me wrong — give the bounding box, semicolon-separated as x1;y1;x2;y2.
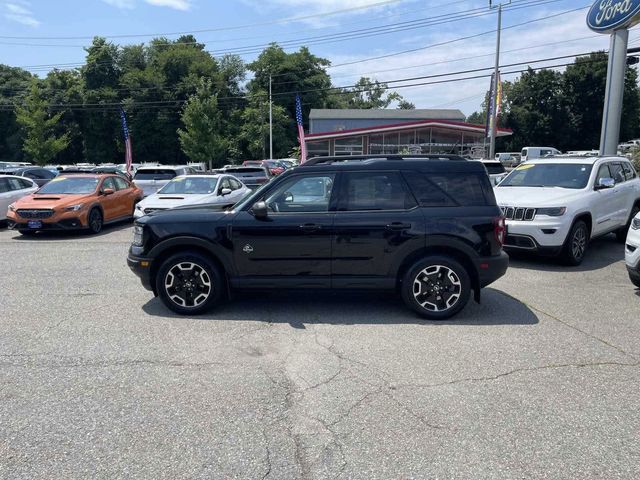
587;0;640;33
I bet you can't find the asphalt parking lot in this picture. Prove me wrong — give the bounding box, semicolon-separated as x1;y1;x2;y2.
1;224;639;479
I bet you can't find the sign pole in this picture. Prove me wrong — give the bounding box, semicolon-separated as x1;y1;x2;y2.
489;2;503;161
599;28;629;156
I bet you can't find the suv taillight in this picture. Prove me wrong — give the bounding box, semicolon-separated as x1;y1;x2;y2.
494;216;506;246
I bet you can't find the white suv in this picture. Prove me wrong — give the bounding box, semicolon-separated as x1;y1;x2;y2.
626;211;640;287
494;156;640;265
133;166;195;197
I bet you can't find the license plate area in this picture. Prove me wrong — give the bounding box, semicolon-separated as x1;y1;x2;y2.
27;220;42;229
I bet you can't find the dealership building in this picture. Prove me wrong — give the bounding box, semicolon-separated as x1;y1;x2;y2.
305;109;512;158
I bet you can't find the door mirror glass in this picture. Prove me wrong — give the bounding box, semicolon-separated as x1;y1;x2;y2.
102;188;115;195
252;201;268;219
596;177;615;190
284;192;294;203
220;188;232;196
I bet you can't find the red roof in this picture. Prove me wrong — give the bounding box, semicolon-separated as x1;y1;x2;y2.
305;119;512;141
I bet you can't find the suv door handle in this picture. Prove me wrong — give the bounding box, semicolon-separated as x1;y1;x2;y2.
299;223;322;232
386;222;411;231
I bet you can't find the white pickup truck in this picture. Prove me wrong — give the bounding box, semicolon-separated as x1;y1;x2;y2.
494;156;640;265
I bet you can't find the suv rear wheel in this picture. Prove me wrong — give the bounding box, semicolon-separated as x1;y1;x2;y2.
156;251;224;315
401;255;471;320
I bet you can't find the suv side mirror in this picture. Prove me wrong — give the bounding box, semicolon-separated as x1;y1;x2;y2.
595;177;615;190
252;201;268;219
220;188;232;196
102;188;115;195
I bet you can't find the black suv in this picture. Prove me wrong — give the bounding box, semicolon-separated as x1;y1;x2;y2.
127;155;508;320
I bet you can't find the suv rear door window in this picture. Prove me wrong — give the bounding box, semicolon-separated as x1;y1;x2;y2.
404;172;488;207
339;172;416;211
134;169;177;180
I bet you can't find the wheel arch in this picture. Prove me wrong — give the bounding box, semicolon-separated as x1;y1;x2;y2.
148;236;231;296
396;244;480;302
570;212;593;238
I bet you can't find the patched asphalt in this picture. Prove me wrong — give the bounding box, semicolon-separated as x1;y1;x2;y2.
1;224;638;479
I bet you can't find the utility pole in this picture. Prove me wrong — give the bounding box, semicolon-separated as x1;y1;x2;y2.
269;74;273;160
489;0;509;160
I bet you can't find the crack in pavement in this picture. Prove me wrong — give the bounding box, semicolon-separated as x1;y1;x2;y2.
392;360;640;391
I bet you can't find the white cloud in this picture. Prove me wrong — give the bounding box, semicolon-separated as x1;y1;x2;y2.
102;0;135;8
323;8;614;115
3;1;40;27
102;0;192;10
145;0;191;10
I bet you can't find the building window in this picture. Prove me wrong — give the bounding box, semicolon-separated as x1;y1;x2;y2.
430;129;463;154
307;140;330;157
383;133;399;154
369;134;384;154
335;137;363;155
399;130;417;153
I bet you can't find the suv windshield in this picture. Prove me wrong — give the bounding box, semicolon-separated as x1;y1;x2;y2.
500;163;593;189
134;169;177;180
158;177;218;194
37;177;99;194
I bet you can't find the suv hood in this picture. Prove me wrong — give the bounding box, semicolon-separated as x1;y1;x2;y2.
137;203;235;225
138;193;218;210
494;186;586;207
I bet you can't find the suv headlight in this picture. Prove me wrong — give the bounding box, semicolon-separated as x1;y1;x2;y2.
64;204;83;212
132;225;145;246
8;203;16;212
632;217;640;230
536;207;566;217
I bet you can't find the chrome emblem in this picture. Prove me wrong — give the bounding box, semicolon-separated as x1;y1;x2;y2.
243;244;254;254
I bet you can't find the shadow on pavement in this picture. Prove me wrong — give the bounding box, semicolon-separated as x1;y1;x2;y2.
508;234;624;273
8;220;132;241
142;287;539;327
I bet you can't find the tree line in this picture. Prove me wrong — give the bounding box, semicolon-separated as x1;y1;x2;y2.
467;52;640;152
0;36;414;167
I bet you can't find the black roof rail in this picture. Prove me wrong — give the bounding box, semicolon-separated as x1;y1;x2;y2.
301;154;467;166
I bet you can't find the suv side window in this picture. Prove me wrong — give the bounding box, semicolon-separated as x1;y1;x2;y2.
264;174;335;213
609;163;625;184
622;162;637;181
219;177;232;193
338;172;416;211
229;178;242;190
596;164;612;184
404;172;488;207
0;178;9;193
7;178;23;190
101;177;116;191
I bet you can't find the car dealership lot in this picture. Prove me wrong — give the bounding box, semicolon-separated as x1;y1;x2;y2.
1;226;639;479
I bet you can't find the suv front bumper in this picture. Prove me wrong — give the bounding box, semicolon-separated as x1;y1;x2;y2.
503;217;571;254
127;252;154;292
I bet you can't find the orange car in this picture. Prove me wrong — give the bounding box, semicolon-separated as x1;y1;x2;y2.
7;174;143;235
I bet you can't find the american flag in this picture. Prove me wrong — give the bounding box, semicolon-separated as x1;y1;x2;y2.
119;108;133;175
295;95;307;163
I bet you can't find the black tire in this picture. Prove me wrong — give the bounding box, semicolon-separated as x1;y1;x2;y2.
87;208;103;234
155;252;224;315
561;220;589;266
18;230;36;236
401;255;471;321
616;205;640;243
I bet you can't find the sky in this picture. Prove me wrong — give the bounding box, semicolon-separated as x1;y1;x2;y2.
0;0;634;116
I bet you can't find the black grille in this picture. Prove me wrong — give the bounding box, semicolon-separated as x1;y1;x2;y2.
17;209;54;219
501;206;536;221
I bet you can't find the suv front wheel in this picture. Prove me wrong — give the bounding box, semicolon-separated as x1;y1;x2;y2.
401;256;471;320
156;252;224;315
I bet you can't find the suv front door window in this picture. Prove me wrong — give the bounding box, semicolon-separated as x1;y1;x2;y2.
231;174;336;280
332;171;423;280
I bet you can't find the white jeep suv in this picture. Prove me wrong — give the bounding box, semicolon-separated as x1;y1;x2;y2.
494;156;640;265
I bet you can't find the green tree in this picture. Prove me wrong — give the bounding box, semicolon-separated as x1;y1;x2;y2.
236;93;289;159
178;79;227;168
15;82;70;166
335;77;407;109
0;65;33;162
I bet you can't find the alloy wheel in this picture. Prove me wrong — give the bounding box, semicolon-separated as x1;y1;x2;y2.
412;265;462;312
164;262;213;308
89;210;102;233
571;226;587;261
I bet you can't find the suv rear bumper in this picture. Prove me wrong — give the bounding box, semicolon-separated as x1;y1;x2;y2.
478;251;509;288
